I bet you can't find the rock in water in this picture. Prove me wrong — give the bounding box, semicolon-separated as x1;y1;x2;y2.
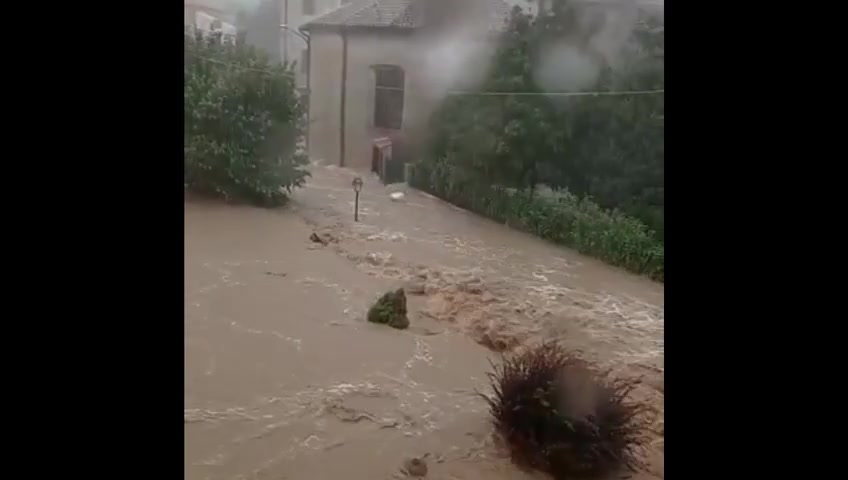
367;288;409;329
402;457;428;477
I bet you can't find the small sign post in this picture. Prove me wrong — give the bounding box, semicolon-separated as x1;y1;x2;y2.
352;176;363;222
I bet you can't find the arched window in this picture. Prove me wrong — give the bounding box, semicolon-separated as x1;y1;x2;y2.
372;65;405;130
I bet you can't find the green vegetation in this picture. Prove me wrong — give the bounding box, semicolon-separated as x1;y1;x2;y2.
414;1;664;280
483;342;649;479
367;288;410;330
409;167;663;280
184;28;309;206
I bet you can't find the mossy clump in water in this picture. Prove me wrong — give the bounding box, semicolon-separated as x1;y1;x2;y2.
482;342;649;479
367;288;409;329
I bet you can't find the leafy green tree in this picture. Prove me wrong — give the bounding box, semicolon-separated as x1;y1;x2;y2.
184;28;309;206
415;0;664;278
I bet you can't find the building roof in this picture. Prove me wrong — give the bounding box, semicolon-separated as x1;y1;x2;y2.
305;0;420;29
302;0;511;32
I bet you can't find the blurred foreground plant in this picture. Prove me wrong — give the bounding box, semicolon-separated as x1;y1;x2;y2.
482;342;650;479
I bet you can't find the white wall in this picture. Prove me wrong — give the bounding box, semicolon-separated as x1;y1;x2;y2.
308;31;344;165
194;11;238;35
308;28;497;168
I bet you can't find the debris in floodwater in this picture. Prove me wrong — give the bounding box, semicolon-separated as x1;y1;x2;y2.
367;288;409;329
390;192;406;202
408;326;444;336
366;251;394;266
323;440;346;451
309;232;328;246
309;231;338;246
477;328;520;353
263;271;287;278
404;280;426;295
326;403;380;424
401;455;429;477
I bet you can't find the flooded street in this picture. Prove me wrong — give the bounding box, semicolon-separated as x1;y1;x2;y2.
185;165;664;480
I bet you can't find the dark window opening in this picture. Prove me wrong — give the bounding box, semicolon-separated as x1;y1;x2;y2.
373;65;404;130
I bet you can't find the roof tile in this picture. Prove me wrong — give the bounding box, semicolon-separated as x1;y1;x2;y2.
303;0;510;31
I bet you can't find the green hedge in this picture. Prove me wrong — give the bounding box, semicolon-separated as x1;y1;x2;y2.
409;163;664;282
184;28;309;206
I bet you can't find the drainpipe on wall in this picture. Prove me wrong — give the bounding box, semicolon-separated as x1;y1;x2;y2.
283;0;289;63
282;23;310;152
339;27;348;167
298;26;311;152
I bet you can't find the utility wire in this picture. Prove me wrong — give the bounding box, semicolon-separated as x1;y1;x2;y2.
187;52;297;77
186;53;663;97
447;89;664;97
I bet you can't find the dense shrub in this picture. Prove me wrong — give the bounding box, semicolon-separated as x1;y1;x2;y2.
483;342;649;479
184;28;309;206
410;163;664;281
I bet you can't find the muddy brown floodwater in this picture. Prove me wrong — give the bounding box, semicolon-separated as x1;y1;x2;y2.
185;164;664;480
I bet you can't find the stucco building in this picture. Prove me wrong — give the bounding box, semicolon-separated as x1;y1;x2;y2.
185;1;348;89
281;0;350;88
301;0;510;169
